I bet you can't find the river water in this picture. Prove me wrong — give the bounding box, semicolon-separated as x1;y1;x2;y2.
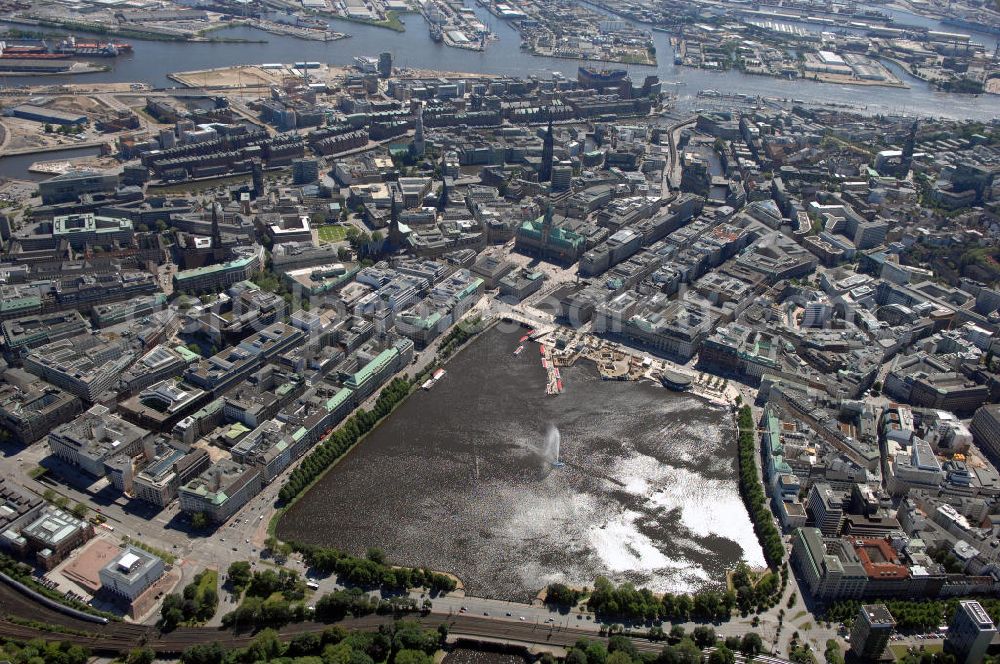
0;145;102;181
1;1;998;121
277;326;764;601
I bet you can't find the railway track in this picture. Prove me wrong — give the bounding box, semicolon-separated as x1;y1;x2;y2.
0;581;672;657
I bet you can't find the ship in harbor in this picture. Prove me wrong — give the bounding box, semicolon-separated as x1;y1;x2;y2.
0;42;48;55
0;51;69;60
422;368;448;390
0;37;132;59
54;36;133;57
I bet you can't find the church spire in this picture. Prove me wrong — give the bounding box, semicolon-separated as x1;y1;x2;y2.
388;192;403;251
412;102;425;157
539;117;554;182
899;119;917;178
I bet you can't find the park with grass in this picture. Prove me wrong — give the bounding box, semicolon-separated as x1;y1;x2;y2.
317;225;349;244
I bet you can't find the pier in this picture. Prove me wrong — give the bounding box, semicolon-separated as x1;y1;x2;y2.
539;344;564;395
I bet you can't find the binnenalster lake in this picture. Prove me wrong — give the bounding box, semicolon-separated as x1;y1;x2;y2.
278;325;764;601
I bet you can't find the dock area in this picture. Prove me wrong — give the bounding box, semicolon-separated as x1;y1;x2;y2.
539;344;564;395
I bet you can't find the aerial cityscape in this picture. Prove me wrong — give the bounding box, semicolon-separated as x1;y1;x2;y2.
0;0;997;662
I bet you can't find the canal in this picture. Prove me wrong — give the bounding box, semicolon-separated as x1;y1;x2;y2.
277;326;763;601
0;145;103;181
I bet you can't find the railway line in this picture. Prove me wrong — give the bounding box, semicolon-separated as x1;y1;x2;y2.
0;579;648;658
0;583;791;661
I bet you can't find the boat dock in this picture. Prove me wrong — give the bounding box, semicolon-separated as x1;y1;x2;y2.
539;344;564;395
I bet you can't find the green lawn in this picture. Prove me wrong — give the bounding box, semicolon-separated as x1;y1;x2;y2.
891;643;941;659
318;225;349;243
195;569;218;594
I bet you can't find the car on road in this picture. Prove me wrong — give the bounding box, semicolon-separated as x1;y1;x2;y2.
483;611;489;616
519;617;525;621
506;612;512;616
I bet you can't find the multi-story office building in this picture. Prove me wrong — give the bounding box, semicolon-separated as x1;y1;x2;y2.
498;268;545;302
849;604;895;661
118;345;194;396
23;335;136;402
178;459;262;524
6;505;94;569
0;376;82;445
173;244;265;294
51;213;134;249
99;546;165;602
48;405;152;477
791;527;868;600
807;483;846;536
971;404;1000;463
38;170;119;205
92;294;167;329
184;323;305;396
133;446;210;508
945;600;997;664
340;339;414;402
0;311;90;357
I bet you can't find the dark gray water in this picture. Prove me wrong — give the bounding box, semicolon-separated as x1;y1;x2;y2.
0;145;103;181
444;648;529;664
278;326;763;601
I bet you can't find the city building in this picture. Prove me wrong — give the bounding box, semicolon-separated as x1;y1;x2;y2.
51;213;134;250
98;546;165;602
0;373;82;445
971;404;1000;463
173;244;266;294
945;600;997;664
133;446;211;508
515;207;586;264
5;504;94;569
0;311;90;357
791;527;868;600
849;604;895;661
178;459;263;524
38;170;119;205
48;405;152;477
23;334;136;402
291;158;320;185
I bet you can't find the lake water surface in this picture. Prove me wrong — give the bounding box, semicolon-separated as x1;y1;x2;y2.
278;326;764;601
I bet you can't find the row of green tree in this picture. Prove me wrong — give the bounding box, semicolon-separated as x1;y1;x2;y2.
731;561;782;616
313;588;422;622
0;639;90;664
544;582;585;607
585;576;737;623
160;569;219;630
220;566;309;631
220;594;312;632
437;318;482;360
278;377;412;504
244;567;307;602
736;405;785;569
180;620;443;664
292;543;458;594
563;630;764;664
824;598;1000;633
